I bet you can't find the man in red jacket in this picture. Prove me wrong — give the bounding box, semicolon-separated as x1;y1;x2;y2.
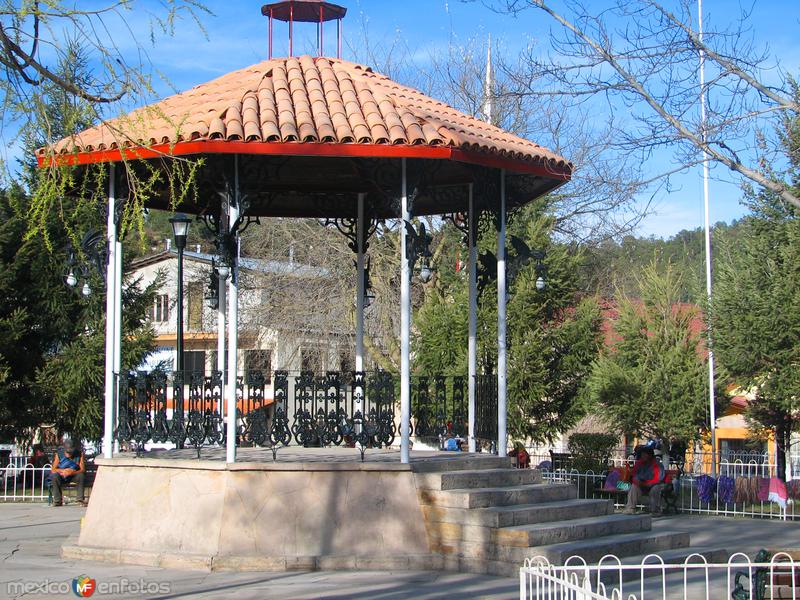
623;447;665;516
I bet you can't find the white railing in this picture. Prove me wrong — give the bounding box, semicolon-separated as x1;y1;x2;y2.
529;449;787;478
520;560;627;599
542;469;796;520
521;553;799;600
1;463;52;501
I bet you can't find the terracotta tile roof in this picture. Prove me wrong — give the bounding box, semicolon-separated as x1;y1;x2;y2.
42;56;571;175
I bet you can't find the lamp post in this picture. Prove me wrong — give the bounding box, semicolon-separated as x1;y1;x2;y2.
170;213;191;373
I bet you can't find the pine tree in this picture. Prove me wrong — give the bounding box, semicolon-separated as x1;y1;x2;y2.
587;262;714;444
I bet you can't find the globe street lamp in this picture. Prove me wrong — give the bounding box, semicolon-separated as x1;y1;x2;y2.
64;230;106;297
170;213;192;373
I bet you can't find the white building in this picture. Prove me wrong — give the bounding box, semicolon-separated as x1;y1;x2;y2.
131;246;355;378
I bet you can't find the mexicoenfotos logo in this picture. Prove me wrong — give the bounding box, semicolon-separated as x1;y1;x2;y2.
72;575;96;597
6;577;170;596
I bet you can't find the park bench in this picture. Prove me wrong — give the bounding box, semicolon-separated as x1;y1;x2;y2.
731;548;800;600
549;450;574;471
594;462;684;515
47;460;97;505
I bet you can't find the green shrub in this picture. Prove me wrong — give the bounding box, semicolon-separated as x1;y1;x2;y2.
567;433;618;472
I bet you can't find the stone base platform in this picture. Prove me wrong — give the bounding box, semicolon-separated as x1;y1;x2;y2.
63;448;508;573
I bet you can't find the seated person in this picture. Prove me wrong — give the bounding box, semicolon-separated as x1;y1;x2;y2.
50;439;86;507
623;446;665;516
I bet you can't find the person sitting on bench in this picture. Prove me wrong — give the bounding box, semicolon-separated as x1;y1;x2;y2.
623;446;665;516
50;439;86;507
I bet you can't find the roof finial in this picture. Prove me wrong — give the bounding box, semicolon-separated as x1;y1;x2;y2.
481;34;494;125
262;1;347;59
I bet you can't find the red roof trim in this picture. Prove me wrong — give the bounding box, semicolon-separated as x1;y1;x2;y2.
37;140;572;181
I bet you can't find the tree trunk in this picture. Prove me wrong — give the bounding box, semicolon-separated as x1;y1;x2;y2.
776;422;788;482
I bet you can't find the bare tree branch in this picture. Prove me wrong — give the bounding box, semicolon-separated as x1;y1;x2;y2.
489;0;800;209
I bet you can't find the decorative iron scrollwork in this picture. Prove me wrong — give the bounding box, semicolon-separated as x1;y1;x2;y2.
293;371;316;446
270;371;292;446
151;372;169;443
205;371;224;444
169;371;187;447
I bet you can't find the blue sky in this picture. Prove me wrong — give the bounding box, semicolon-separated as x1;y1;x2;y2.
27;1;800;239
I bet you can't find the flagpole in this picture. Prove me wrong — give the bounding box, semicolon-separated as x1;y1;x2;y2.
699;0;717;477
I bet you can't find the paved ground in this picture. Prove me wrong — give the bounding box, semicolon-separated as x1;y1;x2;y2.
1;503;800;599
0;503;518;600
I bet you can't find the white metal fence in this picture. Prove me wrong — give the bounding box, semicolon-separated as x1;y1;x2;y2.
1;462;51;501
521;553;799;600
530;449;791;479
542;469;796;520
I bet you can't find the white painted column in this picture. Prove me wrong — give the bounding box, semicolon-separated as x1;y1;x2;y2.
217;209;228;420
102;164;118;459
113;235;123;454
226;158;240;464
400;159;411;464
355;193;366;373
497;170;508;457
467;184;478;454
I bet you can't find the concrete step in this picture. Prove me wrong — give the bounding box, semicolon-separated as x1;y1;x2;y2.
424;510;641;547
410;456;514;473
420;482;576;509
437;530;689;565
483;498;614;528
423;498;613;529
516;529;691;565
496;514;651;548
415;468;542;491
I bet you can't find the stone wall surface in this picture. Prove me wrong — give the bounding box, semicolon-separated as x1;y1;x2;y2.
78;459;429;560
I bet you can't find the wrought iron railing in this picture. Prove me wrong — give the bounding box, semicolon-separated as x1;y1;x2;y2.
410;375;468;440
475;373;498;442
116;370;397;453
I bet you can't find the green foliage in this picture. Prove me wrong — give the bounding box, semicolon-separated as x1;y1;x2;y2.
414;285;468;375
505;212;603;444
0;184;159;444
413;208;603;445
0;185;77;441
581;222;746;303
587;261;714;443
567;433;618;472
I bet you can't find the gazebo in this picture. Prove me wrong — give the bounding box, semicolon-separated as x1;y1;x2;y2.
41;0;573;572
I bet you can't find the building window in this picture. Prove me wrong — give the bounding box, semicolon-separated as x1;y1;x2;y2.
187;283;203;331
152;294;169;322
245;349;272;375
301;347;323;373
183;351;206;373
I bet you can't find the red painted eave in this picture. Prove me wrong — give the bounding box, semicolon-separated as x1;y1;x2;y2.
36;140;572;182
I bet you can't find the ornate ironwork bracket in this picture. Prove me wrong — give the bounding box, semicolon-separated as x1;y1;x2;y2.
65;229;109;292
404;220;432;273
324;214;380;253
210;175;261;283
507;236;546;287
477;238;546;296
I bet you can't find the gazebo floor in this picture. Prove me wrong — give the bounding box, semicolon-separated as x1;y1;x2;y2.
130;445;502;469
